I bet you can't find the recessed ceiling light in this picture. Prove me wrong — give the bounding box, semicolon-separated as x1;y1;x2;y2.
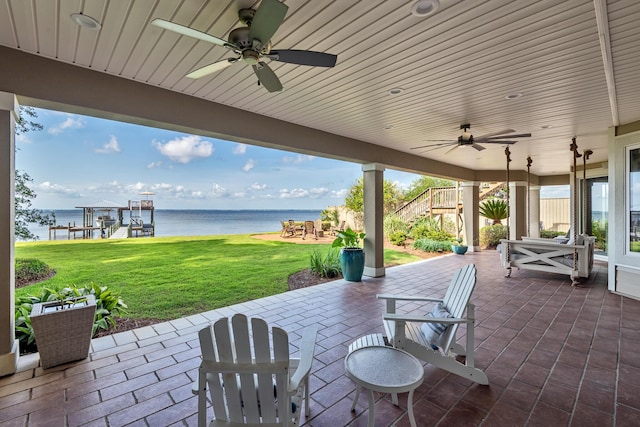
70;13;102;30
383;125;394;130
504;92;523;100
388;88;404;95
541;125;553;129
411;0;440;17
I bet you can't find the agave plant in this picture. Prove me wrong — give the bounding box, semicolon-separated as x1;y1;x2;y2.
479;198;508;225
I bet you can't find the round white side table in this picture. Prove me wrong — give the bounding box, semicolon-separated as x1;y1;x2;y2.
344;345;424;427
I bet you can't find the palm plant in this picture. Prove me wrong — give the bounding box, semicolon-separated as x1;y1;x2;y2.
479;198;508;225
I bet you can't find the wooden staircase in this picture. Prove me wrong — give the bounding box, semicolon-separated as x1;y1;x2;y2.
393;186;462;224
393;182;506;224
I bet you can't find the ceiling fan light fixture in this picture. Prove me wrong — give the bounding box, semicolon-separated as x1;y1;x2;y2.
242;50;260;65
70;13;101;30
411;0;440;17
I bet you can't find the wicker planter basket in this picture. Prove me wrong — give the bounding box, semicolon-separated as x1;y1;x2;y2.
30;294;96;369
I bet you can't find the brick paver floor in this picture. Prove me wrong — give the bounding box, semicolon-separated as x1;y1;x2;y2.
1;251;639;426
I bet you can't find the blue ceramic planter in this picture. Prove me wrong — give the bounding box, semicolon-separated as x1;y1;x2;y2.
339;248;365;281
451;245;468;255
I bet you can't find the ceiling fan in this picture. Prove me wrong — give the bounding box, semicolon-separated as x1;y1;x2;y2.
151;0;337;92
411;124;532;154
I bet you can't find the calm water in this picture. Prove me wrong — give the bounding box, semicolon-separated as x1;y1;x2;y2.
27;209;322;241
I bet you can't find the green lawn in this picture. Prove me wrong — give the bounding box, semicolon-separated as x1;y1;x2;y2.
15;234;421;320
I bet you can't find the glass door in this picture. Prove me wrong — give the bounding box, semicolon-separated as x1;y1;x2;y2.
585;177;608;256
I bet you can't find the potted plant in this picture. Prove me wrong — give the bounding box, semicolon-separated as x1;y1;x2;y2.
451;237;468;255
332;228;366;281
30;290;97;369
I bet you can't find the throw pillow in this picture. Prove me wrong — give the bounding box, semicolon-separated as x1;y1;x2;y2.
420;302;453;349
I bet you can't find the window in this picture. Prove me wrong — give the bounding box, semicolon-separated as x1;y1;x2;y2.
628;146;640;253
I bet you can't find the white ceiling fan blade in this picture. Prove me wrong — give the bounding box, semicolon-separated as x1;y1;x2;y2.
186;58;238;79
151;19;234;48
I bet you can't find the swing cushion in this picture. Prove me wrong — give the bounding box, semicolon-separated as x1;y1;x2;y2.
565;234;584;246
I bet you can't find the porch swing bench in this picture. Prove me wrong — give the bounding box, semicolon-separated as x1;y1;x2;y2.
498;235;595;284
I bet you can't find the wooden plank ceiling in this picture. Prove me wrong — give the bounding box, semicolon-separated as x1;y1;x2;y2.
1;0;639;176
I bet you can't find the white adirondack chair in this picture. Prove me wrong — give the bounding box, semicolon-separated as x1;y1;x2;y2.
377;264;489;385
196;314;317;427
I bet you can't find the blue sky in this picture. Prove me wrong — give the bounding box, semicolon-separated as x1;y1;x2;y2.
16;107;430;210
16;107;568;210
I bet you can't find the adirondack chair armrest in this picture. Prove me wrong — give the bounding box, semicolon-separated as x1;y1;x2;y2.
383;313;468;325
289;326;317;391
377;293;444;303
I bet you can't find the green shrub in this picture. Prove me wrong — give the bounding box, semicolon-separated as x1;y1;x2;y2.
540;230;566;239
592;220;608;252
413;238;452;253
480;224;507;249
15;258;54;286
389;231;408;246
384;214;409;246
14;283;127;354
410;217;454;241
309;248;341;278
384;214;409;236
320;208;340;227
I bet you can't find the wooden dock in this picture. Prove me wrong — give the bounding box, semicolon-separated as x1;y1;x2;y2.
48;224;101;240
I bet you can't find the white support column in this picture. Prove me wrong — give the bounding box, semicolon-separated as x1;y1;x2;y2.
508;181;527;240
0;92;18;377
362;163;385;278
461;182;480;251
529;185;541;238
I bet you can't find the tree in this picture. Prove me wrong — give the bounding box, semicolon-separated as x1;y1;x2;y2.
479;198;508;225
15;106;52;241
403;176;455;201
344;178;403;216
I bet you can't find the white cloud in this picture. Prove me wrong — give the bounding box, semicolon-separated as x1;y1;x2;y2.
331;188;349;198
37;181;83;197
279;188;309;198
233;143;247;154
95;135;121;154
48;115;85;135
210;183;230;198
540;185;570;198
282;154;314;164
153;135;214;164
242;159;256;172
248;182;268;191
125;182;147;193
309;187;329;198
130;182;202;199
16;134;31;144
147;161;163;169
87;180;124;193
